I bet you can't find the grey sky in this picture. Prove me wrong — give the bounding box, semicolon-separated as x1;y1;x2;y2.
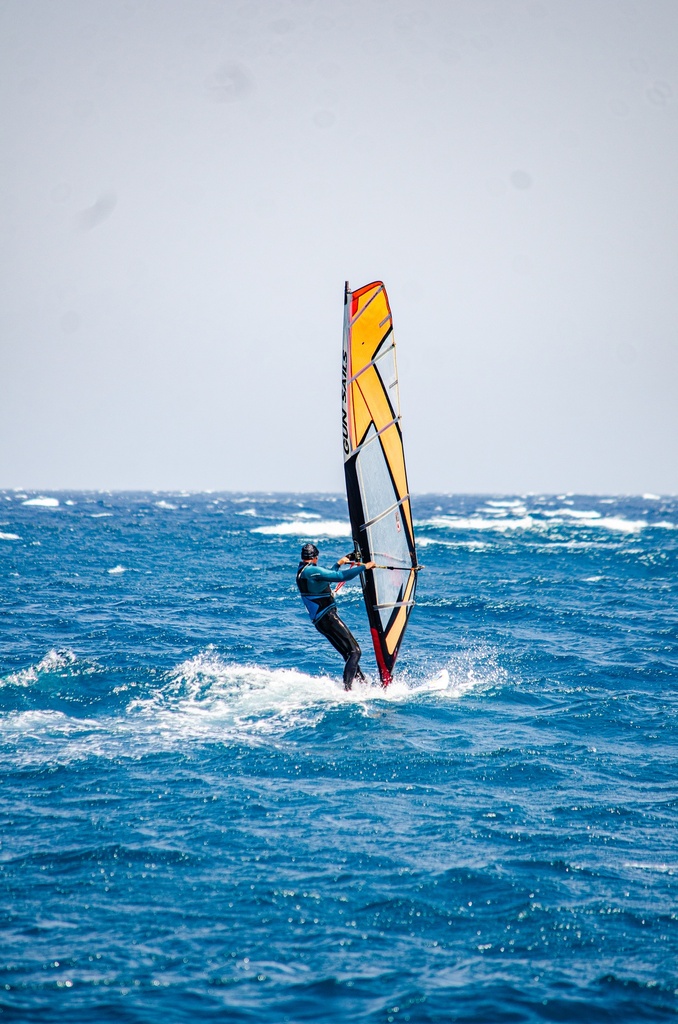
1;0;676;493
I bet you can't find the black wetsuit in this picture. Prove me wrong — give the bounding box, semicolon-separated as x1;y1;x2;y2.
314;606;365;689
296;560;366;690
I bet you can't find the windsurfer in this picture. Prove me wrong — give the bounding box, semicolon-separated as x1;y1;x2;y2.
296;542;375;690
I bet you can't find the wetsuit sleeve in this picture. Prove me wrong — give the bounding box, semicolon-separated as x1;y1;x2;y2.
308;564;365;585
337;564;365;581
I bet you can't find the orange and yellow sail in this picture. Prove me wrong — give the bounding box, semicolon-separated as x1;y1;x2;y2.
342;281;418;685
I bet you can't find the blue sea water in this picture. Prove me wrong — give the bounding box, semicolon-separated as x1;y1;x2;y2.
1;490;677;1023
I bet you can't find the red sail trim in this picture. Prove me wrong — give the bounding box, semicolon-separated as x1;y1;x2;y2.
350;281;385;326
371;628;392;687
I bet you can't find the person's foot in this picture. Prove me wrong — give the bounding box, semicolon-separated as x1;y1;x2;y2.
344;682;352;691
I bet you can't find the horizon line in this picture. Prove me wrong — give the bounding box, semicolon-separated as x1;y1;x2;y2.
1;488;673;499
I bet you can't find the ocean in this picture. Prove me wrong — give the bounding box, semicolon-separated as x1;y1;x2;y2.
1;491;676;1023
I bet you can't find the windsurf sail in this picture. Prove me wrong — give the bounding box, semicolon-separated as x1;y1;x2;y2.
342;280;418;686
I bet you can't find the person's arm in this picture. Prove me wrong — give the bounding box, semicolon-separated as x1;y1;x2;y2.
336;563;365;582
307;564;349;584
331;560;377;580
336;554;376;570
308;562;374;585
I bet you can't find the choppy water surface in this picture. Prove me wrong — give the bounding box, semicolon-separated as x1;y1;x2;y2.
1;492;677;1022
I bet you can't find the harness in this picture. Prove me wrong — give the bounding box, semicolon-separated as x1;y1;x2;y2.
296;561;336;624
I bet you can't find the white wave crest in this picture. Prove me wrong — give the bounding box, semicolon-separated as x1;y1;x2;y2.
0;650;501;765
163;651;496;715
107;565;126;574
624;862;676;874
418;537;488;551
0;532;20;541
542;508;602;519
588;517;646;533
417;511;650;537
381;664;497;702
3;650;77;688
417;515;534;533
252;519;351;537
22;497;59;507
537;541;605;551
539;509;648;533
154;501;177;510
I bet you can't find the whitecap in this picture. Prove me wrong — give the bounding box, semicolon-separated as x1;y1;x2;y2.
537;510;646;533
624;862;675;874
642;493;661;501
542;508;602;519
588;517;646;533
418;537;488;551
1;708;102;737
150;650;504;718
235;508;258;517
252;519;351;537
154;501;177;510
536;541;604;551
22;497;59;507
3;650;77;687
90;512;113;518
485;499;524;508
0;532;20;541
107;565;126;574
417;515;534;533
475;506;526;519
380;670;480;702
0;651;504;765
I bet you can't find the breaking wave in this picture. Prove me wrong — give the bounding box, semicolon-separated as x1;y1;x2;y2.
0;648;502;767
21;496;59;507
415;512;666;535
252;519;351;537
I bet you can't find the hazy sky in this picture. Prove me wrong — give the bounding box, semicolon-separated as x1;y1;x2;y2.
1;0;677;493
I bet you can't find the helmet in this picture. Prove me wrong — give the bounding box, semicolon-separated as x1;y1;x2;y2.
300;542;319;561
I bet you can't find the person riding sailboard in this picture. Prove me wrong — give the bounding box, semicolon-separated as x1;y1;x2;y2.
296;543;376;690
295;280;418;690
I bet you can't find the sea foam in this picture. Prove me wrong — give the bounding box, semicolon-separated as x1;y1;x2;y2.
252;519;351;537
417;515;534;532
0;647;500;765
22;497;59;507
